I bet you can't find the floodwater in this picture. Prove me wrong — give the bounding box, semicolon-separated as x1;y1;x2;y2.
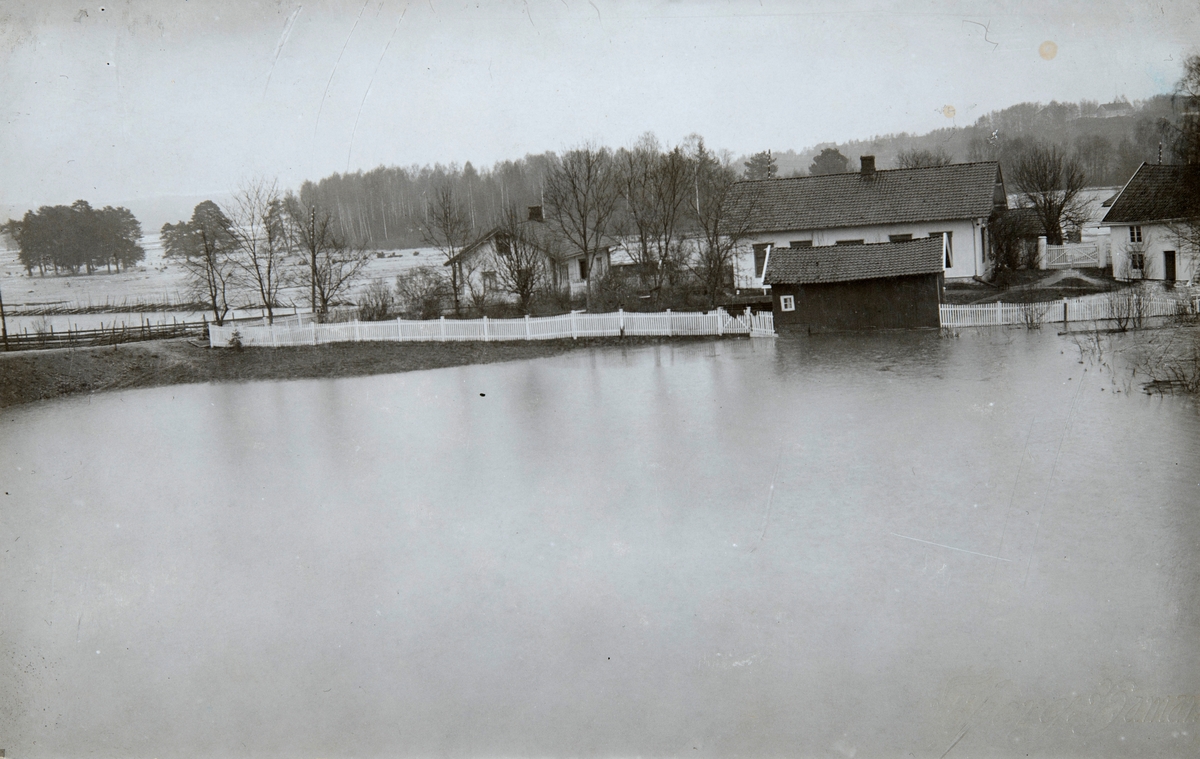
2;330;1199;758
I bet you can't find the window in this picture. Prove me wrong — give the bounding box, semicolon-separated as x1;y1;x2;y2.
779;294;795;312
578;258;589;280
835;239;865;246
496;237;512;257
753;243;770;278
789;240;812;248
1130;252;1145;271
888;233;913;243
930;231;953;268
482;270;498;289
1130;226;1143;243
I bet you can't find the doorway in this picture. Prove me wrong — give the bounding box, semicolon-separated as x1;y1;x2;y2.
1164;251;1176;282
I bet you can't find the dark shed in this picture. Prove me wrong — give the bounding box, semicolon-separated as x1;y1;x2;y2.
763;237;945;331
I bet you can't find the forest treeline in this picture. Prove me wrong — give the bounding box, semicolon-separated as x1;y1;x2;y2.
301;95;1181;250
770;95;1176;185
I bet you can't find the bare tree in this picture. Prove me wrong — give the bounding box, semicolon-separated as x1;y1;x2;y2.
461;257;490;315
1163;53;1200;165
544;143;620;309
1011;142;1091;245
161;201;238;325
227;178;292;324
1161;56;1200;285
492;207;548;314
616;136;693;306
356;279;395;321
394;266;447;319
417;185;474;316
1164;215;1200;286
287;199;372;321
691;139;761;308
896;147;954;168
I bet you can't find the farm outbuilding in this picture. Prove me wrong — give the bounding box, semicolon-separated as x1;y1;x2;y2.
763;237;945;332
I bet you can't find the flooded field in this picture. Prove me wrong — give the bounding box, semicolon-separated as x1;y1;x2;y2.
2;330;1199;758
1;240;438;327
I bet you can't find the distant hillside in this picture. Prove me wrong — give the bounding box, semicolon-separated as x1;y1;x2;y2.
754;96;1178;186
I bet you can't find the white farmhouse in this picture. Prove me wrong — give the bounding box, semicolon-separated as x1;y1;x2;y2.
725;157;1008;289
1100;163;1199;284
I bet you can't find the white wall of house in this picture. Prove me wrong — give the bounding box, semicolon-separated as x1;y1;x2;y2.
740;218;988;284
1108;223;1197;283
453;239;618;303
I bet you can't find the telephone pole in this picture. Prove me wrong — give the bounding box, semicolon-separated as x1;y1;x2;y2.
0;279;8;351
310;206;317;320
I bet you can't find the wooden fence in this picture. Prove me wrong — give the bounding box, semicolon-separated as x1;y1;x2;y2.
208;308;777;348
1;320;208;352
939;293;1200;328
1044;242;1102;269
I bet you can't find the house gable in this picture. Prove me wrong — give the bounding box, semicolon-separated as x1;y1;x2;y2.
1101;162;1200;226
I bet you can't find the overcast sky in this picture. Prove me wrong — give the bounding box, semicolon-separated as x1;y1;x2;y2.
2;0;1198;222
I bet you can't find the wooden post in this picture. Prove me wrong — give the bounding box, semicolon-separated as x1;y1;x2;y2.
525;313;531;340
717;307;724;336
0;279;11;351
440;315;446;341
995;301;1002;325
619;307;625;338
483;315;489;341
667;309;672;336
1063;298;1069;326
571;310;577;340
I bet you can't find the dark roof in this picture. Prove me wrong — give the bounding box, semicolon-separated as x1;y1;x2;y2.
763;238;944;286
1101;163;1200;225
450;219;617;266
727;162;1004;233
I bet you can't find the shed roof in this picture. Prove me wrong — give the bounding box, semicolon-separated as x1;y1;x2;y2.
727;161;1004;233
763;237;945;286
1101;163;1200;225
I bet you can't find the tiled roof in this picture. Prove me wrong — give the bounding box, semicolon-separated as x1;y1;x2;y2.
763;238;944;285
1101;163;1200;224
727;162;1004;233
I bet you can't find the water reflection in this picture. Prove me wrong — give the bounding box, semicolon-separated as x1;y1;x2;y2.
2;331;1199;757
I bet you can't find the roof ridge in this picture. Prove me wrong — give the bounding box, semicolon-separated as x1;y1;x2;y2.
735;160;999;185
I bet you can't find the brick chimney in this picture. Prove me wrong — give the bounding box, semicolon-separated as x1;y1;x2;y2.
860;155;876;177
528;205;544;222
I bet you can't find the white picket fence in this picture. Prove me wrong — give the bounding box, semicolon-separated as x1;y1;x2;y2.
939;292;1200;328
209;308;776;348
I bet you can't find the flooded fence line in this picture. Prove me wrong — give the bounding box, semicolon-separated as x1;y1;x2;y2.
1;319;208;351
208;308;777;348
939;292;1200;329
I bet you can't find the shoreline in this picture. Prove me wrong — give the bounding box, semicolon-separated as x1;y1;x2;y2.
0;335;742;409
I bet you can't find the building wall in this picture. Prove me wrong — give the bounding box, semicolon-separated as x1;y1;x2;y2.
742;218;987;284
771;273;943;332
1109;223;1197;283
456;241;616;303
